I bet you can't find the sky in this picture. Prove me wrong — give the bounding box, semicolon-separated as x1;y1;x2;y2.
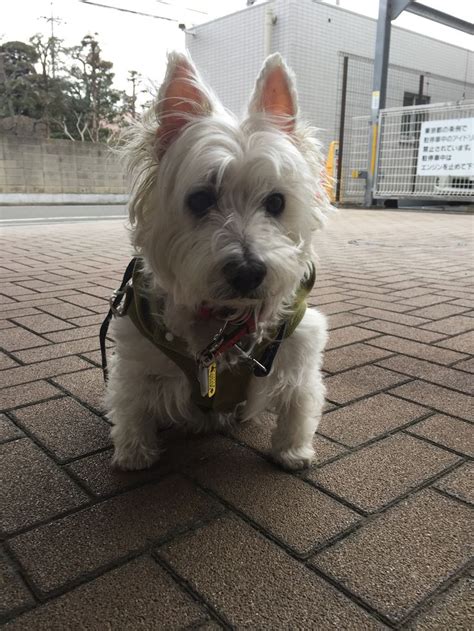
2;0;473;100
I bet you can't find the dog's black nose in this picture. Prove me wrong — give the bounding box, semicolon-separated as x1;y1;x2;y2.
223;257;267;295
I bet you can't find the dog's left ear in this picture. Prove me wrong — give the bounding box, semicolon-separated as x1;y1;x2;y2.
248;53;298;133
156;52;212;151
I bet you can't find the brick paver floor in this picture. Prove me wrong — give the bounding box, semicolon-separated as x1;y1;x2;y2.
1;208;472;629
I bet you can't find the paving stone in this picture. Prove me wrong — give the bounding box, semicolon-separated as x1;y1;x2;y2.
192;445;360;554
160;515;384;630
67;433;234;497
312;489;472;622
402;294;454;308
434;462;473;503
407;414;474;457
325;326;379;350
310;434;458;512
8;476;221;595
422;315;474;335
390;380;474;422
42;324;100;343
354;307;430;327
11;314;74;334
323;342;393;374
79;349;102;366
0;381;61;411
52;367;104;412
0;549;34;620
0;414;23;442
346;297;411;312
408;574;473;630
13;336;103;364
1;283;37;298
0;308;43;321
407;303;468;320
453;357;474;373
0;352;20;370
14;398;111;461
367;334;468;365
313;292;351;305
4;556;208;630
1;356;90;389
325;365;408;404
436;331;474;355
38;301;95;319
318;394;428;447
0;327;48;351
377;355;474;396
0;439;88;534
358;320;445;343
66;313;104;327
60;293;108;308
318;301;362;315
0;298;59;314
327;312;370;330
228;412;346;463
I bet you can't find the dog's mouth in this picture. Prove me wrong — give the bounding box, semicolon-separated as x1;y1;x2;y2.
197;300;262;324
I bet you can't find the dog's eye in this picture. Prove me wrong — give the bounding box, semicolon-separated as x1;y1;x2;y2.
264;192;285;216
187;190;216;218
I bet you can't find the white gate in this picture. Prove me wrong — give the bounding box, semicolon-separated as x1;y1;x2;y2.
374;100;473;200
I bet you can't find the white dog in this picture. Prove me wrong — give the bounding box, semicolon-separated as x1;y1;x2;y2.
104;51;331;471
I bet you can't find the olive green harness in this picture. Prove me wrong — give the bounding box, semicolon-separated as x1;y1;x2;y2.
100;259;315;414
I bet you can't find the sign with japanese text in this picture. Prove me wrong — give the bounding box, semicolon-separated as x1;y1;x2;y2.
416;117;473;176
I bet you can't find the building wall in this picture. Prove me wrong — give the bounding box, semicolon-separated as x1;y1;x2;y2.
187;3;268;118
187;0;474;148
0;135;126;195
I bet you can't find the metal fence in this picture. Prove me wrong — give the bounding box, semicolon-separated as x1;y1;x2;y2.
374;100;474;200
335;52;474;204
340;116;369;204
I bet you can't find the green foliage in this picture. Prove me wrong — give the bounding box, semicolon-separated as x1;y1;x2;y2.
0;33;137;141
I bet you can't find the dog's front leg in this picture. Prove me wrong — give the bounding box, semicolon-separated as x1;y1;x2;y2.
271;372;325;471
106;362;162;471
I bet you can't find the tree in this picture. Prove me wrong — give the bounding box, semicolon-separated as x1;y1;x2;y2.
0;40;40;117
1;33;136;141
29;34;69;135
64;34;124;141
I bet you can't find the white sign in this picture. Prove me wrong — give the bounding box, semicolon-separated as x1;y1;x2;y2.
416;117;474;177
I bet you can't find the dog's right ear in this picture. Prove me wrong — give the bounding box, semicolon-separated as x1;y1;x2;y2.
156;52;212;153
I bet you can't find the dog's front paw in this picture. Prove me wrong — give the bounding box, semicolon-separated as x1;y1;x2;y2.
112;442;161;471
272;445;315;471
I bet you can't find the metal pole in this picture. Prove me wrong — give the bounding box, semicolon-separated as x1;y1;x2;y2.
335;56;348;203
365;0;392;206
410;74;425;193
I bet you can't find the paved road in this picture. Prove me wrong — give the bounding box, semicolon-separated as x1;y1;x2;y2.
0;204;127;225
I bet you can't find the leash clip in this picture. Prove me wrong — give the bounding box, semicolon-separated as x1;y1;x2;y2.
235;343;268;375
109;282;131;317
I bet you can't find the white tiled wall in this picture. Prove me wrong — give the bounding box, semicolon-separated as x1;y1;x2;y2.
187;0;474;149
187;3;267;118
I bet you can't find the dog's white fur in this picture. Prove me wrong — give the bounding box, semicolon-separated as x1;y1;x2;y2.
105;51;331;471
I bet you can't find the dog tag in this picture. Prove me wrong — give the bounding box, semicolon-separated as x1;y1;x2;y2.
207;361;217;398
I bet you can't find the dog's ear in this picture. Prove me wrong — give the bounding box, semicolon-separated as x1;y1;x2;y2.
156;52;212;151
248;53;298;133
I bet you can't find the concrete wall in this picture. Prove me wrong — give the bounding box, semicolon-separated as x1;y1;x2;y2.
0;134;126;197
